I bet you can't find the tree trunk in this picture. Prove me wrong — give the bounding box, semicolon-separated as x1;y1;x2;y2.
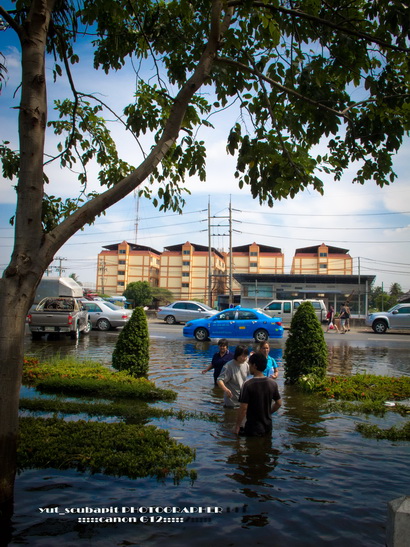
0;0;233;523
0;277;36;520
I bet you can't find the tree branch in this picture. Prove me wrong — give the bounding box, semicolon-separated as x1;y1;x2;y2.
41;0;235;258
216;56;351;121
228;1;410;53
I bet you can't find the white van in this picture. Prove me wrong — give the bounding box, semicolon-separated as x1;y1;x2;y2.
262;299;327;326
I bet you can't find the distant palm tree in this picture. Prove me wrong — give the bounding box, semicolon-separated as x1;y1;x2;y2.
69;273;82;286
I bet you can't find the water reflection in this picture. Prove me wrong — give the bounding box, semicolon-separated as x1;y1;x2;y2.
15;331;410;547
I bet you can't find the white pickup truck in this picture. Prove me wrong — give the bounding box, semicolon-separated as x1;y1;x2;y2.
27;297;90;340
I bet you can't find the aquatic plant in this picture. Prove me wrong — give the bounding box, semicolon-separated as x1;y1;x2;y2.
19;397;220;422
356;421;410;441
18;417;196;482
23;357;176;400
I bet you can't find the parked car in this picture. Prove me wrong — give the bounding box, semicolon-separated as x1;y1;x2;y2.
27;297;90;340
262;299;327;326
365;304;410;334
183;306;284;342
81;300;133;331
157;301;218;324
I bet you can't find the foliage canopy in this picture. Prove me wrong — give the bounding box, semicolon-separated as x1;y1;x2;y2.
284;301;328;383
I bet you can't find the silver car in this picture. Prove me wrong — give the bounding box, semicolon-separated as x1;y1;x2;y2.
157;301;218;324
81;300;133;331
365;303;410;333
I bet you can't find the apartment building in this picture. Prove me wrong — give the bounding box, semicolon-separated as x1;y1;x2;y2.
159;242;226;302
290;243;353;275
224;243;285;298
96;241;161;295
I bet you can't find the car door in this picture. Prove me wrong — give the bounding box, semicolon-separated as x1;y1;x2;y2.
390;306;410;328
231;309;260;338
185;302;206;321
82;302;103;327
171;302;188;322
209;309;237;338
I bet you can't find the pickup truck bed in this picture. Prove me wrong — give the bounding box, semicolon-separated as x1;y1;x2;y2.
27;297;90;340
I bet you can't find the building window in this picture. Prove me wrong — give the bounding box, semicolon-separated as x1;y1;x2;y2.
182;283;189;288
319;264;327;269
119;249;126;254
183;261;190;266
118;281;125;286
250;252;258;256
119;260;126;265
183;250;190;255
182;272;189;277
250;262;257;268
118;271;125;276
319;252;327;257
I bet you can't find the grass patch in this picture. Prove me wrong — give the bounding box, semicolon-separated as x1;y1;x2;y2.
299;373;410;441
299;373;410;403
23;357;176;401
20;356;199;481
356;421;410;441
19;397;220;422
18;417;197;482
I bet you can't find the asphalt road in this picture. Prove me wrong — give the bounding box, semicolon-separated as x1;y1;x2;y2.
148;319;410;348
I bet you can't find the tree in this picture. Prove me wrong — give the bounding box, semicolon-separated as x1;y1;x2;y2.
151;287;174;308
112;307;150;377
284;302;328;384
68;272;82;285
123;281;153;308
0;0;409;515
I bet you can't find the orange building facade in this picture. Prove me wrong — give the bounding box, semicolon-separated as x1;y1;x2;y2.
290;243;353;275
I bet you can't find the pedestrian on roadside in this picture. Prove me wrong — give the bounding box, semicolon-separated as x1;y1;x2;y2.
202;338;233;385
234;352;282;436
217;345;249;408
339;302;349;334
325;305;339;333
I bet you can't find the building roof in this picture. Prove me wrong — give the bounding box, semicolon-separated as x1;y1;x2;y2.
294;244;350;255
232;243;282;253
163;242;225;259
102;242;161;255
233;273;375;285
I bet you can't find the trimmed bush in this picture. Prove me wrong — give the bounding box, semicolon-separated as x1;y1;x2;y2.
112;307;150;377
284;301;328;384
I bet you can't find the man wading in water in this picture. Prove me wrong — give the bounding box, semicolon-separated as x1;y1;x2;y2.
234;352;282;436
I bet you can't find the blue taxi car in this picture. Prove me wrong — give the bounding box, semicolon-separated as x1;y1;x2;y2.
183;306;284;342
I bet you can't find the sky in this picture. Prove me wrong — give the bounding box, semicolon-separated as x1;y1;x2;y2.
1;6;409;293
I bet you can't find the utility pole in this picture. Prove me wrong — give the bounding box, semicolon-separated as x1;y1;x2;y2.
134;192;140;244
208;199;212;307
208;197;239;308
54;256;66;276
229;200;233;306
98;256;107;294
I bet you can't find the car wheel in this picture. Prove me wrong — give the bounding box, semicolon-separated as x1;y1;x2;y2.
194;327;210;341
372;320;388;334
83;320;92;334
97;318;111;331
165;315;177;325
254;329;269;342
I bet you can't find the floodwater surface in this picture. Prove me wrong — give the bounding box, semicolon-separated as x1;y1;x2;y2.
9;332;410;546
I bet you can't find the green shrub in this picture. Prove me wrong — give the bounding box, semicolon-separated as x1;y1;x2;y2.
18;417;196;481
284;301;328;384
112;307;150;377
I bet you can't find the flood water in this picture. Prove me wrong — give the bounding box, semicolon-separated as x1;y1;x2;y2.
9;331;410;546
